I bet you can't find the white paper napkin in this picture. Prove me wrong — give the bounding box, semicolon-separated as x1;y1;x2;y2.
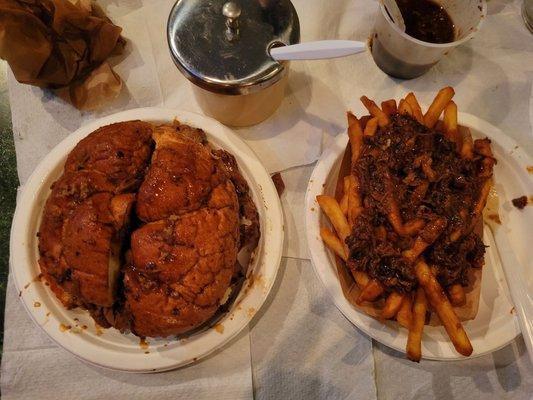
250;258;377;399
372;340;533;399
1;277;253;400
4;0;533;398
277;164;314;260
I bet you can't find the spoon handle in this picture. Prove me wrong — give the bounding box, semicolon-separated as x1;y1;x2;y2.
486;222;533;365
270;40;366;61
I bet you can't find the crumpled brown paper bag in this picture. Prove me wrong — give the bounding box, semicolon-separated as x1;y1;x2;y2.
0;0;125;110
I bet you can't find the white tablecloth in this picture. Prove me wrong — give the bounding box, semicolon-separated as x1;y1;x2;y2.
2;0;533;399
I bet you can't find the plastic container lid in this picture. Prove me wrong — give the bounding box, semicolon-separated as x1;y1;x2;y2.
167;0;300;95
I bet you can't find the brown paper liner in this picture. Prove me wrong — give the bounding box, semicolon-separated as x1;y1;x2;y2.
332;125;483;325
0;0;125;110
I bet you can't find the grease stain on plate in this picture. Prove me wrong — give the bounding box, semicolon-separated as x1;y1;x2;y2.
486;213;501;224
139;338;150;349
94;323;104;336
214;323;225;334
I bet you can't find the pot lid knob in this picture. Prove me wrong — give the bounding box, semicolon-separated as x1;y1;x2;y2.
222;2;241;41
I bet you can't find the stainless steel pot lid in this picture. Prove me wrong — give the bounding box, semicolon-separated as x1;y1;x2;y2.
167;0;300;95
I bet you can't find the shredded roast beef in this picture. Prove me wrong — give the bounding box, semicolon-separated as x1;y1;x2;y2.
213;149;260;250
511;195;528;210
346;114;490;293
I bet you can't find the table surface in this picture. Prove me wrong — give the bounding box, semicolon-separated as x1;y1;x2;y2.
1;1;533;399
0;60;18;358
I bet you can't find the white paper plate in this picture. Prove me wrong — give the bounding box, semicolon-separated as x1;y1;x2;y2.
10;108;284;372
305;112;532;360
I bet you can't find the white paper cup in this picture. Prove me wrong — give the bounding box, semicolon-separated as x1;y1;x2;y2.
371;0;486;79
523;0;533;33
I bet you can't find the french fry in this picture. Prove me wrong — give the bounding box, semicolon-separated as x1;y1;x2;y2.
420;156;437;182
480;157;495;179
316;195;352;242
450;229;462;242
347;112;364;165
412;180;429;204
469;179;491;229
364;117;379;137
401;219;426;236
449;209;467;242
405;92;424;124
375;225;387;241
340;194;349;215
473;138;494;158
383;170;407;234
340;176;350;215
360;96;390;128
359;115;372;131
406;287;427;362
443;101;459;144
397;294;413;329
381;99;398;116
415;260;473;356
423;86;455;128
460;126;474;159
357;279;385;304
384;171;425;236
402;217;448;263
448;283;466;307
398;99;413;116
320;227;347;261
353;270;370;289
398;99;405;112
347;175;362;225
474;139;495;178
382;292;405;319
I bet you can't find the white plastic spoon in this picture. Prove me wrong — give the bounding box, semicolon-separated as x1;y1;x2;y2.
485;219;533;365
270;40;366;61
382;0;406;31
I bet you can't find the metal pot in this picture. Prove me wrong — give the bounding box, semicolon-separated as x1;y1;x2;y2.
167;0;300;127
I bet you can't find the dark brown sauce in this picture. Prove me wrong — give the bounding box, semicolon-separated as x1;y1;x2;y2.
371;34;437;79
397;0;455;43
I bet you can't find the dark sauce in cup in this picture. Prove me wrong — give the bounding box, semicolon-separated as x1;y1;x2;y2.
371;0;456;79
397;0;455;43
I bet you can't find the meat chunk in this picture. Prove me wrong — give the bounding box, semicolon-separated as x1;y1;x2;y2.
126;181;239;337
136;125;226;222
62;193;134;307
512;195;528;210
65;121;153;192
213;149;260;249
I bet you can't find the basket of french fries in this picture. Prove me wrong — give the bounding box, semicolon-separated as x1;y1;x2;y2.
308;87;501;361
